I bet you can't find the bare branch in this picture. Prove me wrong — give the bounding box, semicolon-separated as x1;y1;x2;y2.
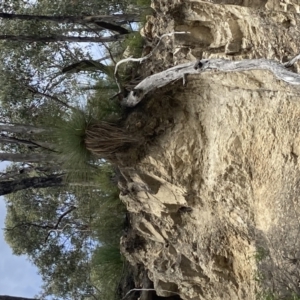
5;222;55;231
0;133;56;152
26;85;75;110
0;34;127;43
44;206;77;242
283;53;300;67
114;31;189;96
122;57;300;107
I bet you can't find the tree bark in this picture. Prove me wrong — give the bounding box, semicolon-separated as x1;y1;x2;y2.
0;166;54;181
0;123;47;135
62;60;114;75
0;13;140;24
0;174;64;196
0;34;126;43
122;58;300;107
0;295;37;300
0;135;37;147
0;135;54;150
94;21;129;34
0;152;53;163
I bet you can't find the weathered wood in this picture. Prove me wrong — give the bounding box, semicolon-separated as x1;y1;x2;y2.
114;32;189;97
0;174;64;196
0;34;126;43
0;124;47;135
0;135;53;150
122;58;300;107
0;13;140;24
0;153;52;163
0;295;38;300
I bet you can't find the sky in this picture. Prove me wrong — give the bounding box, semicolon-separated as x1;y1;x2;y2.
0;34;104;300
0;162;42;298
0;10;122;297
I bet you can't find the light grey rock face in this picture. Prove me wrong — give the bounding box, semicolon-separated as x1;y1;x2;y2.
119;1;300;299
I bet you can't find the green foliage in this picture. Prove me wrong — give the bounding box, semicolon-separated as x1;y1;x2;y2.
91;244;124;300
254;271;266;282
86;80;122;122
257;291;300;300
81;183;126;299
51;109;94;177
257;291;277;300
136;0;152;7
36;0;133;15
4;168;127;299
48;89;123;182
254;247;269;262
123;32;145;58
92;198;126;245
94;244;123;265
0;0;153;298
254;252;300;300
288;294;300;300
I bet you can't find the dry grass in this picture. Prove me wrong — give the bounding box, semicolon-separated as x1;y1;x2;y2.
255;183;300;299
84;122;137;159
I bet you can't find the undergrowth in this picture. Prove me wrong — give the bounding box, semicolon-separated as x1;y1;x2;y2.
123;32;145;58
47;79;134;299
34;1;152;298
254;246;300;300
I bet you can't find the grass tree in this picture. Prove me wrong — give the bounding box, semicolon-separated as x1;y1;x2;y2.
0;0;151;298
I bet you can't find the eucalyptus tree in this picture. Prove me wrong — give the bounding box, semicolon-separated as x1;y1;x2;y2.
0;0;143;138
0;12;140;25
0;0;143;298
3;182;120;299
35;0;135;15
0;0;140;126
0;33;129;43
0;0;140;163
2;171;126;297
0;173;64;196
0;296;37;300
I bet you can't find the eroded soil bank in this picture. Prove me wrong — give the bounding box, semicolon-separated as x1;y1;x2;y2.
118;1;300;299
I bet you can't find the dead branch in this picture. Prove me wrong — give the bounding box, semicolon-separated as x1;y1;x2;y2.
122;57;300;107
44;206;77;242
26;85;75;110
114;31;189;97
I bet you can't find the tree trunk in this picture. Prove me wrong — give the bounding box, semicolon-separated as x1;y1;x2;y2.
0;34;126;43
0;13;140;24
93;21;129;34
0;135;54;150
0;123;47;135
0;174;64;196
62;60;114;76
0;152;53;163
0;166;54;181
0;295;37;300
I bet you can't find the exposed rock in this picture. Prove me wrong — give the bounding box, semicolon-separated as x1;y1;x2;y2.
119;1;300;299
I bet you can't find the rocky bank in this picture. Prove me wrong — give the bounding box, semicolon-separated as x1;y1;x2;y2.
118;1;300;299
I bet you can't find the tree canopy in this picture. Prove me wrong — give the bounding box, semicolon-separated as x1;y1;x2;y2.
0;0;150;298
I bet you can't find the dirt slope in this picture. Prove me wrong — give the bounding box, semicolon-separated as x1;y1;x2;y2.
118;1;300;299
